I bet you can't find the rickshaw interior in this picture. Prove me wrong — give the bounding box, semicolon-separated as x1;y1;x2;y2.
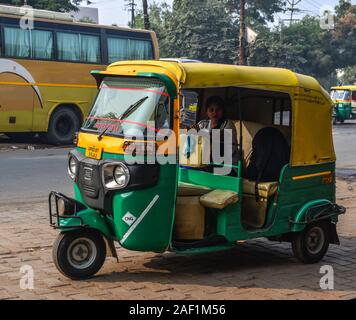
174;86;292;248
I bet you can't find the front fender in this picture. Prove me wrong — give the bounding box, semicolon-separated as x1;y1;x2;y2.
59;209;113;240
291;199;340;233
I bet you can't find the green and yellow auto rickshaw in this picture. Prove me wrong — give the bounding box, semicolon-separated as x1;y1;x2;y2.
331;86;356;124
49;60;345;280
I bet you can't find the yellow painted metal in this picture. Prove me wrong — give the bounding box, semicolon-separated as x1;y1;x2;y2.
331;85;356;91
292;171;332;181
91;60;336;166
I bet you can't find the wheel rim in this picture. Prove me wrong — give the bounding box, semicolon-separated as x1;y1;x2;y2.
305;226;325;255
67;237;97;270
56;115;73;137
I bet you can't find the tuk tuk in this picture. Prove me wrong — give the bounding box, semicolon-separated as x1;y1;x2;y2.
49;60;346;280
330;86;356;124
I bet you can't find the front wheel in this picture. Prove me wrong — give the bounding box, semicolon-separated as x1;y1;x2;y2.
53;229;107;280
292;222;330;264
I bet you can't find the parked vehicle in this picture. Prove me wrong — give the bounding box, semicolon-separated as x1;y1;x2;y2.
49;60;345;279
330;86;356;124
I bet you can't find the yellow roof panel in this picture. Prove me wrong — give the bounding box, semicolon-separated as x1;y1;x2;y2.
331;85;356;91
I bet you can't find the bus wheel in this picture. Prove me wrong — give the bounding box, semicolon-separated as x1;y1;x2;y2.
53;230;107;280
292;222;330;264
46;107;80;145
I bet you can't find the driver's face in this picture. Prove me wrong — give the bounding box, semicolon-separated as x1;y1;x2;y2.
207;104;223;121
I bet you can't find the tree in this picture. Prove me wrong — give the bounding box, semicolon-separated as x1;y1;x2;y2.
339;65;356;85
0;0;85;12
79;16;96;24
161;0;238;63
248;0;356;88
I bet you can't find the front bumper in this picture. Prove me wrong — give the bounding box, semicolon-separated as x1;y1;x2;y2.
48;191;87;229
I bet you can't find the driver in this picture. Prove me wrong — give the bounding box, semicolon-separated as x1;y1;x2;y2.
193;96;239;175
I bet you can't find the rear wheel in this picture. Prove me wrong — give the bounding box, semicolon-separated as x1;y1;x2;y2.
53;229;107;280
46;107;80;145
292;222;330;264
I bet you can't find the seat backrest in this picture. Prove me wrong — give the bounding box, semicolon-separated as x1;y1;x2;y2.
233;120;291;167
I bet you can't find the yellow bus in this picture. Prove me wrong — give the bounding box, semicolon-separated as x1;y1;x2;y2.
0;5;159;144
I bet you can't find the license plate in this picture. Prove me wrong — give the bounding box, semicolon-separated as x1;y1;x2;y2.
85;145;103;160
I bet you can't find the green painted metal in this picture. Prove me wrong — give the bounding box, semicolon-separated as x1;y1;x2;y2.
290;199;334;232
58;208;114;240
72;149;178;252
137;72;178;98
334;102;356;121
171;242;238;254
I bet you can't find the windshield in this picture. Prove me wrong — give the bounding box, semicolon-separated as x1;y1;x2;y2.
83;77;171;138
331;90;351;101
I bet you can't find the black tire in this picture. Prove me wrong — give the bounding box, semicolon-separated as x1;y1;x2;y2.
292;222;330;264
46;107;80;145
53;229;107;280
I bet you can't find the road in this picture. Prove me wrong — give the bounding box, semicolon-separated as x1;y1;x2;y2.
0;148;73;204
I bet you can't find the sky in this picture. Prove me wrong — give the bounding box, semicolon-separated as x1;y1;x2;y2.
82;0;353;27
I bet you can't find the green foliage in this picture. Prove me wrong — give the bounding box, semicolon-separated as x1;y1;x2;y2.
0;0;85;12
339;65;356;85
249;0;356;88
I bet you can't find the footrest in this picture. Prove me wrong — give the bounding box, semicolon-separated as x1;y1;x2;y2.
200;189;239;209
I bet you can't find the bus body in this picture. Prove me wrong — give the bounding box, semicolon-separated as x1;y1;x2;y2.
0;5;159;144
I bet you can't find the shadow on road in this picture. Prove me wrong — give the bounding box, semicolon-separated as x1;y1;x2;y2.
90;237;355;292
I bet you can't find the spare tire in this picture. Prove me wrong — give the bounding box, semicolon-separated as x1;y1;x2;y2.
46;107;80;145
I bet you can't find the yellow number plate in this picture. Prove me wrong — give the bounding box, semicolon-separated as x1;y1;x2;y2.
85;145;103;160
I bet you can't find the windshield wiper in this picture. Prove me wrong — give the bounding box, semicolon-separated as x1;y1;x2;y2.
119;96;149;121
98;126;111;141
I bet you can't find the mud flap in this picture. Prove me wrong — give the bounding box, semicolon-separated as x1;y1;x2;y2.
329;222;340;245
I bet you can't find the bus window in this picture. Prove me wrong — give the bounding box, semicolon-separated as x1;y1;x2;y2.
108;37;153;63
32;30;54;59
57;32;100;63
107;37;129;63
130;39;153;60
4;27;54;60
4;27;30;58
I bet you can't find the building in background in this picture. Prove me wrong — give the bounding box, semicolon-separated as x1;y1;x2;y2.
71;6;99;24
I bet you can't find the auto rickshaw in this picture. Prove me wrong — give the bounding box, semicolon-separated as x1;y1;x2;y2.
330;86;356;124
49;60;346;280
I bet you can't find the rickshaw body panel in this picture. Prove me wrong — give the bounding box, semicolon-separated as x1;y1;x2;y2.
50;61;344;258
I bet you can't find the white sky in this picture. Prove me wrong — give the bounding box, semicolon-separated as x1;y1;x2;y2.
83;0;353;27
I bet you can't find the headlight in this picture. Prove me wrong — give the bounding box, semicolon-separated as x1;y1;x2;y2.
68;156;78;180
57;197;74;216
102;163;130;190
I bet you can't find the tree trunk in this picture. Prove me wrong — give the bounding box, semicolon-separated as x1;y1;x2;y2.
239;0;246;65
142;0;151;30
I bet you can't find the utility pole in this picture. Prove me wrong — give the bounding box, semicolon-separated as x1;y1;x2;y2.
142;0;150;30
286;0;301;26
239;0;246;65
125;0;137;27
